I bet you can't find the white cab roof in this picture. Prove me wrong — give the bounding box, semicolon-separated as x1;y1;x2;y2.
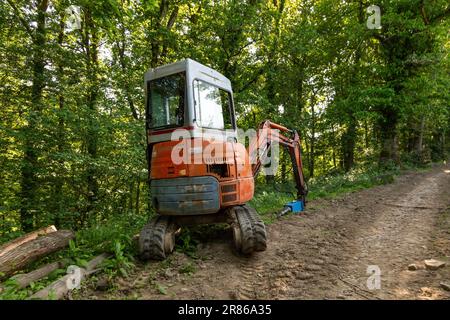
144;58;232;92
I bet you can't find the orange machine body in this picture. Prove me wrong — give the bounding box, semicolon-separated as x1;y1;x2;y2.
145;59;257;216
148;134;254;215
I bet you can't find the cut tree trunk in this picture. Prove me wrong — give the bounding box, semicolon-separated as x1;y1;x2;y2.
0;230;74;279
0;225;57;258
29;253;109;300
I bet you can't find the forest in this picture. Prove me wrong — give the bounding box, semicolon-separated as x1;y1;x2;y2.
0;0;449;257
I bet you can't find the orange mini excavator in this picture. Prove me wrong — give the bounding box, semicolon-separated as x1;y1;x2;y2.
140;59;308;260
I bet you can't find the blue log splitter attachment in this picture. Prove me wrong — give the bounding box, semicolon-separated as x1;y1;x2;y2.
277;200;305;218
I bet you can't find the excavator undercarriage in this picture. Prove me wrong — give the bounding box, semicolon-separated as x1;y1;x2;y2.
139;204;267;260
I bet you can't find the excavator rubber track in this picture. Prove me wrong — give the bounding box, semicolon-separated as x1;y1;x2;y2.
229;204;267;254
139;216;176;261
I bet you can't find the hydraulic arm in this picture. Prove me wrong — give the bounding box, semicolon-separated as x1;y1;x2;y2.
249;120;308;202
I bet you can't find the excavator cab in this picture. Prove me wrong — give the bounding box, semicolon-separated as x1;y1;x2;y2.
145;59;236;139
140;59;307;260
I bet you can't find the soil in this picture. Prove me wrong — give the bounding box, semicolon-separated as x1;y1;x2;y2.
76;164;450;300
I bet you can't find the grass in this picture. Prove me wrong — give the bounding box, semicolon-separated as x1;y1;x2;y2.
175;229;199;258
154;283;168;295
75;210;148;255
179;262;197;275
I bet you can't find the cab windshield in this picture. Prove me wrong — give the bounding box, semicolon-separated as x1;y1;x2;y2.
193;79;233;130
147;72;185;129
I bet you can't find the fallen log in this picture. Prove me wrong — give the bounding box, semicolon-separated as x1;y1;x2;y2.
29;253;110;300
0;230;74;279
0;225;57;258
0;260;65;293
9;261;66;289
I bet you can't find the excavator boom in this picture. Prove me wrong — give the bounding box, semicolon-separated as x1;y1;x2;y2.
250;120;308;202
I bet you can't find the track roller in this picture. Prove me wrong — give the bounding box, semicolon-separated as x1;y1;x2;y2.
139;216;177;261
229;205;267;254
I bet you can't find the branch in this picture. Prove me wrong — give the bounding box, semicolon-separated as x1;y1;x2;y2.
166;6;179;31
237;67;264;94
420;1;430;25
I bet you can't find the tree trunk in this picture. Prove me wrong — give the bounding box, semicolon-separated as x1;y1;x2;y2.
280;150;287;183
378;109;399;165
19;0;49;232
53;14;66;228
135;179;141;215
339;0;364;172
82;8;100;221
342;116;356;172
415;116;425;157
115;22;138;120
128;181;134;211
0;225;57;258
309;100;315;178
364;120;369;149
331;125;337;169
0;230;74;279
303;135;310;178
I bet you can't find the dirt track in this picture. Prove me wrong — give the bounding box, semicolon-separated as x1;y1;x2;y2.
78;164;450;300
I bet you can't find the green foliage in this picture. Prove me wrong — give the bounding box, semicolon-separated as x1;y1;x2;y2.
155;283;167;295
307;165;398;199
102;240;135;278
250;189;293;222
75;210;147;255
0;283;30;300
175;230;199;259
179;262;196;275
